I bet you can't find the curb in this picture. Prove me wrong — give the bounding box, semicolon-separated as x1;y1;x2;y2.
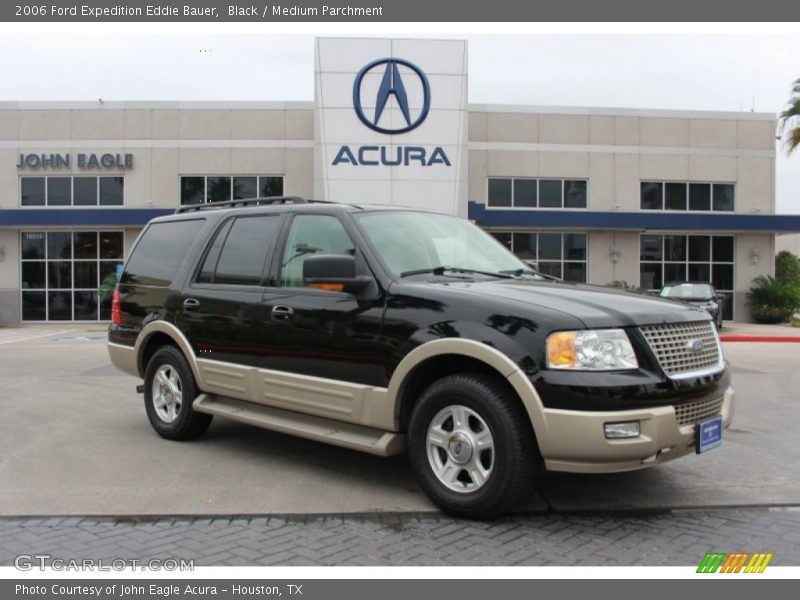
720;335;800;343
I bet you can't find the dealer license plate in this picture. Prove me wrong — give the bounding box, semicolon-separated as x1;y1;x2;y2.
696;416;722;453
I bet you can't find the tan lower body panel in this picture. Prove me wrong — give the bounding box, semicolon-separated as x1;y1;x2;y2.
541;387;735;473
195;358;397;431
107;342;138;377
193;393;406;457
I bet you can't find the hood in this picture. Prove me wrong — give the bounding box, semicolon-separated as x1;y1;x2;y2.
425;279;711;329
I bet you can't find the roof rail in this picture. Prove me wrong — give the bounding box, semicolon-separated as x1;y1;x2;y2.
174;196;320;214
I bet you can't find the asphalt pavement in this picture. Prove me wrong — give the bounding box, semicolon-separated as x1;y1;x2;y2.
0;324;798;516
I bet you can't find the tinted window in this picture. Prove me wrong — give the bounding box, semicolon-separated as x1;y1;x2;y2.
689;183;711;211
123;220;205;286
487;178;512;207
665;183;687;210
713;236;734;262
99;177;124;206
281;215;355;288
74;177;98;206
538;233;561;259
513;179;537;207
100;231;124;259
641;182;663;210
564;180;587;208
197;221;232;284
48;177;71;206
512;233;536;260
207;176;231;202
713;184;735;211
74;232;98;259
21;232;45;259
48;232;72;259
259;176;284;198
206;216;280;286
538;180;562;208
233;176;258;200
21;178;45;206
181;177;205;205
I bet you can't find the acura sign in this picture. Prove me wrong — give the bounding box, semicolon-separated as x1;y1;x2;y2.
331;57;451;168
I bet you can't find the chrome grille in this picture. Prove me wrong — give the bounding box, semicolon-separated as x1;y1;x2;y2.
674;392;724;426
639;321;721;377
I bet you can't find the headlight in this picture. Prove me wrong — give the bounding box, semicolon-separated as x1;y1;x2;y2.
705;302;719;310
547;329;638;370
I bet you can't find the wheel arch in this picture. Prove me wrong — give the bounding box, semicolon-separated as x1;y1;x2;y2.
388;339;549;445
135;321;202;385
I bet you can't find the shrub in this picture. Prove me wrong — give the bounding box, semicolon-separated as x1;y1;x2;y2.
776;250;800;286
746;275;800;323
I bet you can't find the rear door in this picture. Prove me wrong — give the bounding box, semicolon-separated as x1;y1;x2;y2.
178;213;283;367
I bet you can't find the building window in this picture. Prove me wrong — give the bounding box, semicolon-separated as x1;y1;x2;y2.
489;230;587;282
640;182;735;212
487;178;587;209
19;176;124;207
20;230;125;321
640;234;734;320
180;175;284;205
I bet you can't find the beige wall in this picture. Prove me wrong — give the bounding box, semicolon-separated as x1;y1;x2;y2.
777;233;800;256
469;109;776;215
0;104;315;210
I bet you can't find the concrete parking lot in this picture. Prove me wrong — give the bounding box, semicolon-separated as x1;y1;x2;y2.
0;324;798;517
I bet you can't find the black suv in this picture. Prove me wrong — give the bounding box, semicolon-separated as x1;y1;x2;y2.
108;197;734;518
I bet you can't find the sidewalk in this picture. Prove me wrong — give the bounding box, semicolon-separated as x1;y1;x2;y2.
719;321;800;342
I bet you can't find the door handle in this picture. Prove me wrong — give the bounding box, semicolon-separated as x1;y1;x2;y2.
271;305;294;321
183;298;200;311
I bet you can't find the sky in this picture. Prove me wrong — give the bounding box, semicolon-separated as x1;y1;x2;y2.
0;31;797;213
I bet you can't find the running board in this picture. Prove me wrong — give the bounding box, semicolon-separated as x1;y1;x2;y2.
193;394;406;457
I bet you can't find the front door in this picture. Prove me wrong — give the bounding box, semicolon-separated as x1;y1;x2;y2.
260;213;385;387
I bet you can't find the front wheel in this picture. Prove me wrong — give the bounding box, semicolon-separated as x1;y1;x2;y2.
143;346;212;440
408;373;541;518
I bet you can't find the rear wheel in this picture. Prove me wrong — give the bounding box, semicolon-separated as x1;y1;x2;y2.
408;373;541;518
143;346;212;440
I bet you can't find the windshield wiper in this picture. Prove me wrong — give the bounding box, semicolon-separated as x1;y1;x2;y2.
400;266;513;279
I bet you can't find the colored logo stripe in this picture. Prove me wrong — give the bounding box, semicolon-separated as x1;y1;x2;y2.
697;553;727;573
745;553;773;573
697;552;773;573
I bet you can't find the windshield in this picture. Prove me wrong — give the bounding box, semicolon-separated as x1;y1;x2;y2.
660;283;714;301
355;211;530;278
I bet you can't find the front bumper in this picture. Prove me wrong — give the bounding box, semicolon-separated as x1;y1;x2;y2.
538;386;734;474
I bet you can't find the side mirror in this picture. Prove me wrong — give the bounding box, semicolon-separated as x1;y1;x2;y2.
302;255;372;294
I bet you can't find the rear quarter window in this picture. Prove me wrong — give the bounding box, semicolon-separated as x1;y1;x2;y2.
122;219;205;286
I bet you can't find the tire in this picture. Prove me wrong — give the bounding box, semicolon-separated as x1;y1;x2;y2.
143;345;212;440
408;373;541;519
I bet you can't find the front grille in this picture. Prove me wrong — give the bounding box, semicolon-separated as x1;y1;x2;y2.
674;392;724;426
639;321;721;377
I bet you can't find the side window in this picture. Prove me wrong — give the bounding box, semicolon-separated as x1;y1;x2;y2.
123;219;204;286
280;215;355;288
197;215;280;286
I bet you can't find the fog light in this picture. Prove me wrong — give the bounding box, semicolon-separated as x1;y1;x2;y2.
604;421;640;439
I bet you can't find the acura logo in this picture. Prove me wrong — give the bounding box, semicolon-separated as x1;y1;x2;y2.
352;58;431;134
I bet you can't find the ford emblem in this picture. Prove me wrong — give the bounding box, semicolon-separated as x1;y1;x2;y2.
687;339;704;353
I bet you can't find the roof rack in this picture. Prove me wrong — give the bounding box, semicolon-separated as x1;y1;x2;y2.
174;196;331;214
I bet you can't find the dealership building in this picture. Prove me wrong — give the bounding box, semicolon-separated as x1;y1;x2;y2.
1;36;799;324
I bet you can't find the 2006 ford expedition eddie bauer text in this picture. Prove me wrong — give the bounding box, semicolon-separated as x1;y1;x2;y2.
108;196;733;518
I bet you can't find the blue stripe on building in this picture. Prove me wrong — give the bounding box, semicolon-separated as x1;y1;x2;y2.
468;202;800;233
0;209;173;227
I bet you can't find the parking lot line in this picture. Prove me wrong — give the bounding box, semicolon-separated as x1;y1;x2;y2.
0;328;75;345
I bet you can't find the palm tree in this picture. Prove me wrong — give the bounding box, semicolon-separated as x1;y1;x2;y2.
778;78;800;155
